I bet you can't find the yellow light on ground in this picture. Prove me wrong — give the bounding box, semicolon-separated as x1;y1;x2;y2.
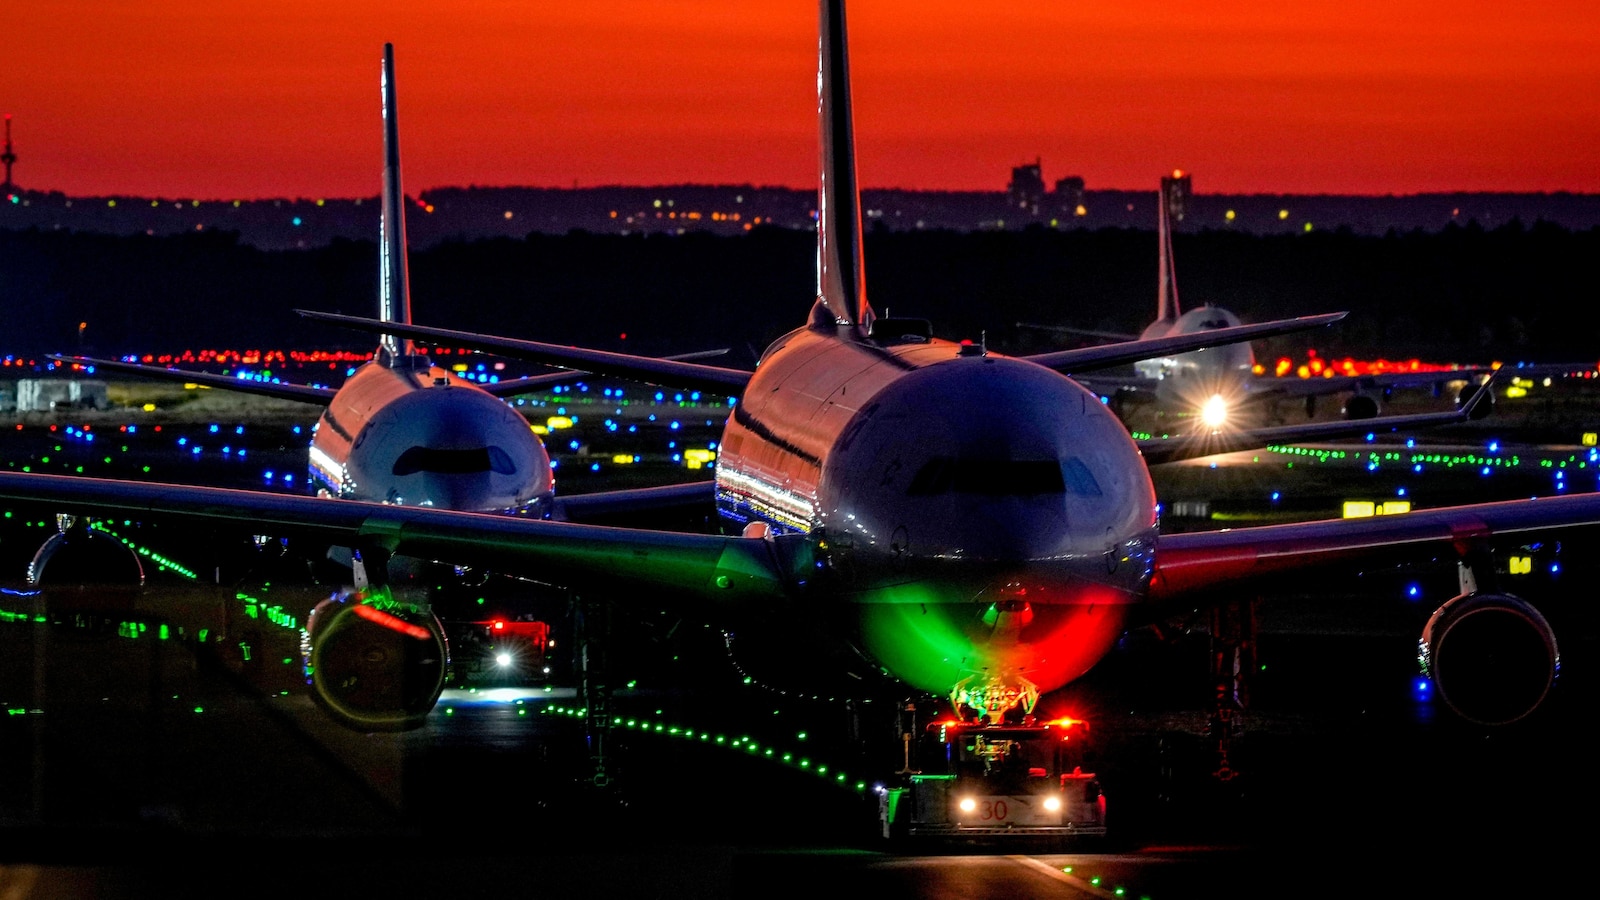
1505;386;1528;399
612;454;636;465
142;403;156;412
684;448;717;469
546;416;573;430
1509;556;1533;575
1344;500;1410;518
530;425;549;435
1584;433;1597;447
1200;394;1228;429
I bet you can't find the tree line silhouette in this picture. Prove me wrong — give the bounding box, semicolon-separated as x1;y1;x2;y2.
2;219;1594;367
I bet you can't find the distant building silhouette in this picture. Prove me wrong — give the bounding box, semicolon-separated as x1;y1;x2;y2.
1053;176;1086;218
1008;158;1046;216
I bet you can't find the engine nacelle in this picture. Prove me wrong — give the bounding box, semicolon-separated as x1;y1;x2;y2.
28;521;146;587
1341;392;1381;420
305;590;449;732
1419;592;1558;726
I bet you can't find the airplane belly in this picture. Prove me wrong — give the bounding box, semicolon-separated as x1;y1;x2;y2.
852;574;1135;698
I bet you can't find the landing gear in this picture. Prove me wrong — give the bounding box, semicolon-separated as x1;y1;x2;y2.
1207;598;1257;784
572;592;614;790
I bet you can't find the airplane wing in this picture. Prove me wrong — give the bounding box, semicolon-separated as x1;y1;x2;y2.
1016;321;1138;343
1150;490;1600;600
296;310;754;395
550;480;716;524
1021;312;1347;375
52;355;337;405
0;471;796;611
1136;373;1497;465
477;347;732;399
1069;373;1161;399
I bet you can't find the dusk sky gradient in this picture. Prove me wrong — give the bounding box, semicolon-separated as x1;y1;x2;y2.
7;1;1599;199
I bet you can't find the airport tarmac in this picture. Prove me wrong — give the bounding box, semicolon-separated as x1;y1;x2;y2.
1;380;1596;897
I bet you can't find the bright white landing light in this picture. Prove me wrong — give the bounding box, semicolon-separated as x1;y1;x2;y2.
1201;393;1229;429
495;652;514;668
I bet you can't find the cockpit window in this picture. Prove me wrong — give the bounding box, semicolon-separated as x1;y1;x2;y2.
907;458;1061;496
906;457;1103;497
393;446;516;477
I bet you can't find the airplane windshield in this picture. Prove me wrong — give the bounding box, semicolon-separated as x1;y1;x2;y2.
906;457;1102;497
392;445;517;476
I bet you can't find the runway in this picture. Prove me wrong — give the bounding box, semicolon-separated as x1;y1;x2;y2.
1;381;1597;897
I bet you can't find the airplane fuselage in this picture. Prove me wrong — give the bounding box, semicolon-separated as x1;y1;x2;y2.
310;359;553;515
715;323;1159;712
1134;306;1257;412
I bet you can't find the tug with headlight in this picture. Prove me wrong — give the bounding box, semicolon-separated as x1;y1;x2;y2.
877;686;1105;844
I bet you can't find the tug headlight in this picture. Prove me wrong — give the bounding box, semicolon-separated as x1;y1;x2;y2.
1043;795;1062;812
958;797;977;813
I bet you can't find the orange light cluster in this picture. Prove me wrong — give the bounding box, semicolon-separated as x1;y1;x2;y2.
1264;350;1480;380
142;349;376;365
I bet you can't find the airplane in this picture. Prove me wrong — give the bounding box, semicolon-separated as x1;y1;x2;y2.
45;44;730;533
0;1;1579;767
27;44;726;727
1020;172;1506;428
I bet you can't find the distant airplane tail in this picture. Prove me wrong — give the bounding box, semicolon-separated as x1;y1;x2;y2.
813;0;874;334
378;42;415;364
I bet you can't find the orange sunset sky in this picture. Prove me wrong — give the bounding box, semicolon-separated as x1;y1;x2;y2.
6;1;1599;199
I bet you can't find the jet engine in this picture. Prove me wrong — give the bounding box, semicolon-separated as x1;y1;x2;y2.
1419;592;1558;726
29;522;145;586
1340;392;1381;420
304;589;449;732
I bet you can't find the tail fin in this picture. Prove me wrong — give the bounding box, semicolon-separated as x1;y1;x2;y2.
813;0;873;333
378;43;414;363
1156;174;1181;324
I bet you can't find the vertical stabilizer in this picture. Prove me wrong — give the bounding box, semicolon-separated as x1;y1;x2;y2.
1155;177;1180;324
814;0;874;333
378;43;415;363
